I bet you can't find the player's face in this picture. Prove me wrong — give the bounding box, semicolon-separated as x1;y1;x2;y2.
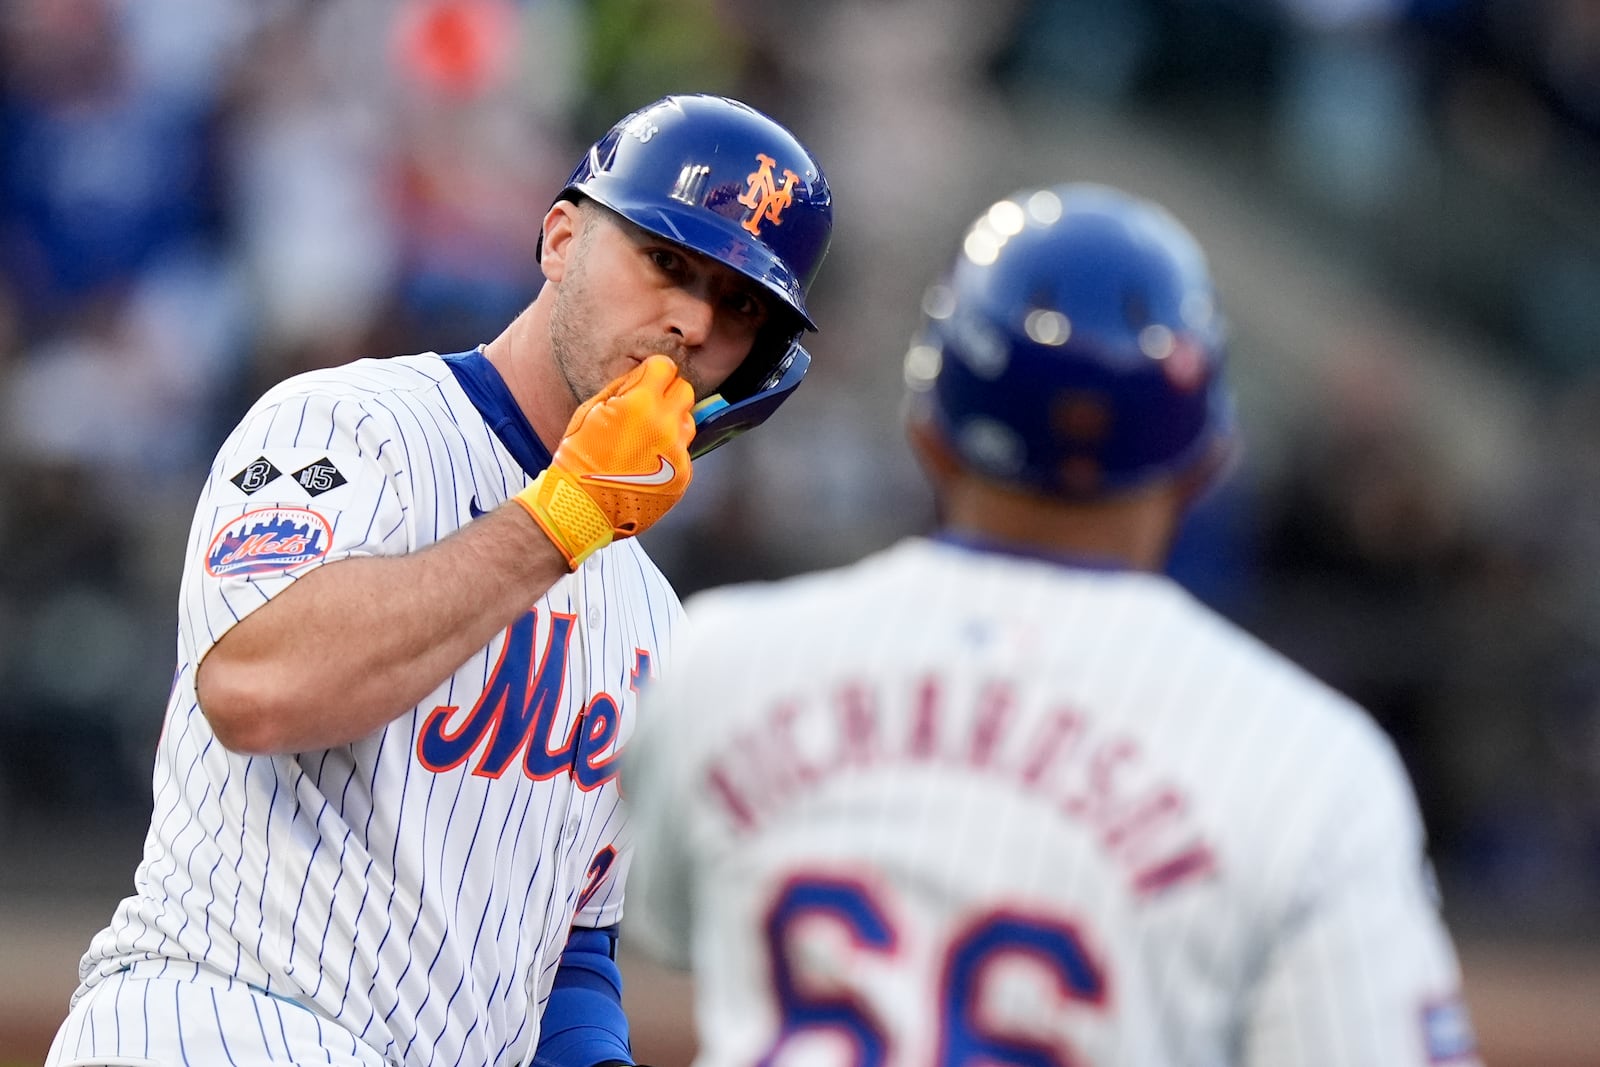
545;202;773;405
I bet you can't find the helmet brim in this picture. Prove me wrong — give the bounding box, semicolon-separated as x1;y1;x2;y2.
575;189;818;331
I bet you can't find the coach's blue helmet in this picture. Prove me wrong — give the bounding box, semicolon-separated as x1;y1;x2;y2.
904;183;1236;498
551;93;833;457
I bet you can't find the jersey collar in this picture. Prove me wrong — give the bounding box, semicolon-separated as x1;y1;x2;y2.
443;348;554;479
931;530;1134;573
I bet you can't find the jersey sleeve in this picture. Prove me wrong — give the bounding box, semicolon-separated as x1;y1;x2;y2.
177;385;411;670
1241;720;1481;1067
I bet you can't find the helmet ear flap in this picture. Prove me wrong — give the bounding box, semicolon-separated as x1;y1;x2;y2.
689;343;811;459
714;311;804;404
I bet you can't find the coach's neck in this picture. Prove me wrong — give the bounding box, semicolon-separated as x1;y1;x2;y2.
910;420;1184;571
940;477;1185;572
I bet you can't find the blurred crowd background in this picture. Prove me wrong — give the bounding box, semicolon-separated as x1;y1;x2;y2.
2;0;1600;1057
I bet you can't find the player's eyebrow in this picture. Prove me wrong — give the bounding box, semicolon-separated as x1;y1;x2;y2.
606;210;775;312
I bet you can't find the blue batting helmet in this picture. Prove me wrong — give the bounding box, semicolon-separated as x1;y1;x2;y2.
551;94;833;457
904;183;1236;498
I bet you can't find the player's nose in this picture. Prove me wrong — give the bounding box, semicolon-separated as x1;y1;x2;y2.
662;284;716;348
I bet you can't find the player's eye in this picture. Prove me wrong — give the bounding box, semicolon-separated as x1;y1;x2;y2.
726;289;769;326
647;248;685;276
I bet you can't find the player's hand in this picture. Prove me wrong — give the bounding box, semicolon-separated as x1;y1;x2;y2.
515;354;695;569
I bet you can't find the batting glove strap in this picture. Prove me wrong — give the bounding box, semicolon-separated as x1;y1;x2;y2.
515;467;614;570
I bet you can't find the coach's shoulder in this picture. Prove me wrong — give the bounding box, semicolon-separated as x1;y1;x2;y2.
685;548;907;640
1161;584;1409;773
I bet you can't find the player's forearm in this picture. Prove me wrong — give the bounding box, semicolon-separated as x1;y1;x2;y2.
197;505;569;754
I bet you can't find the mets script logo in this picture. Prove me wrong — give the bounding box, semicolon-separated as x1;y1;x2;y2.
738;153;799;236
417;609;654;788
205;506;331;578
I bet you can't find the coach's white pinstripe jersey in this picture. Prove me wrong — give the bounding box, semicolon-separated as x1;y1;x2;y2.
62;351;677;1067
623;536;1480;1067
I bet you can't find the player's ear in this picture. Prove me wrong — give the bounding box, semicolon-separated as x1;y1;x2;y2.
540;200;583;283
905;415;963;489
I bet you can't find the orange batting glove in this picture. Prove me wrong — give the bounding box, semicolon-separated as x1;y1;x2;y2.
515;355;695;569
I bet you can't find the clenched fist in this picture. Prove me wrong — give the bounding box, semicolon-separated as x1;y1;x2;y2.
515;355;695;569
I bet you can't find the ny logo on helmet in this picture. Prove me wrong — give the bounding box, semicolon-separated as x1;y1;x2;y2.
738;153;799;236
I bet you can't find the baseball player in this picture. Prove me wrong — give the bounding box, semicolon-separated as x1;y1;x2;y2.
43;93;832;1067
622;184;1482;1065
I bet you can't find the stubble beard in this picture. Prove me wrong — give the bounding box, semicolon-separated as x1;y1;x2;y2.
548;281;608;406
549;279;709;402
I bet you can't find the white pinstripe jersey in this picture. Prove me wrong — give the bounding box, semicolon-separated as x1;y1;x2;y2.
623;536;1481;1067
60;351;678;1067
